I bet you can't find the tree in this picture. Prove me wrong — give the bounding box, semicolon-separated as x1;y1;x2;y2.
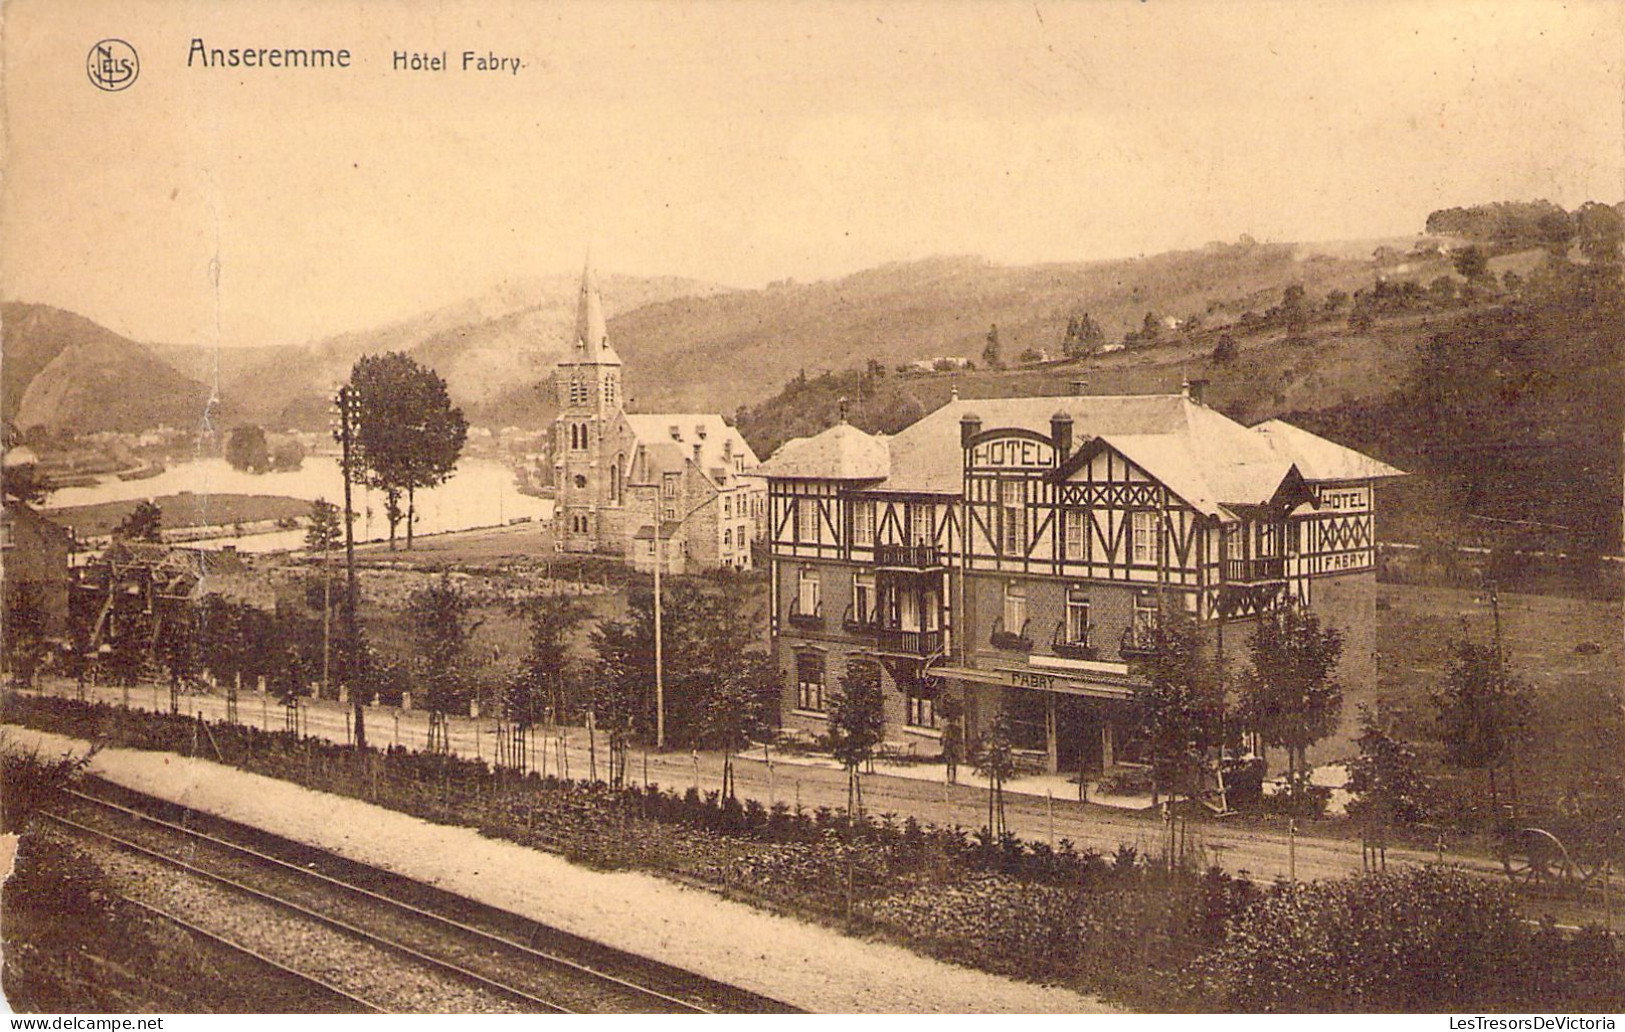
511;594;591;732
1575;200;1624;268
1211;334;1239;364
1061;312;1106;358
1432;638;1532;814
827;659;885;817
305;498;342;554
1322;289;1349;314
3;583;48;686
1140;311;1161;342
1346;705;1432;827
1281;284;1309;336
972;711;1017;838
270;438;306;472
982;323;1003;370
697;649;776;800
1237;603;1345;803
1429;275;1460;305
114;501;163;542
1129;609;1225;807
225;425;270;472
1452;245;1491;284
345;352;469;549
406;576;477;752
1;460;50;506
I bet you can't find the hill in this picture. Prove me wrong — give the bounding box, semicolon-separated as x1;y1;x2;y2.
736;255;1624;557
2;303;213;434
606;241;1425;417
209;272;731;430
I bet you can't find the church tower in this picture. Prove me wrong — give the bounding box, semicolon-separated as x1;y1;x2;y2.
553;256;627;553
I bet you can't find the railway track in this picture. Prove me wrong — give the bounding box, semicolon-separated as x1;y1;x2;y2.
45;779;799;1014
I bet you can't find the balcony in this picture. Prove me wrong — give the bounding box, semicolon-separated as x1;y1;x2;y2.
787;597;824;631
1223;556;1286;584
1050;621;1098;661
874;625;945;657
842;603;877;634
873;544;943;570
1119;622;1158;657
990;616;1033;652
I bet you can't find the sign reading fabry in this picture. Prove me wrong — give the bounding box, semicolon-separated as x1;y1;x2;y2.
969;435;1055;471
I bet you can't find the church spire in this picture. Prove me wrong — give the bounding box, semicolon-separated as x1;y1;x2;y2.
575;253;609;359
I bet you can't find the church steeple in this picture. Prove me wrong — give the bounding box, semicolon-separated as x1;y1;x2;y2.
574;254;621;365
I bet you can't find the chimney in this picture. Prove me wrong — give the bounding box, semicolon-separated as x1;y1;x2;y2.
960;412;982;448
1050;411;1073;458
837;397;849;424
1183;378;1210;406
1069;379;1090;396
692;442;702;464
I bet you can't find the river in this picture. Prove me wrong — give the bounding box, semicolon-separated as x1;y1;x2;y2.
43;454;554;553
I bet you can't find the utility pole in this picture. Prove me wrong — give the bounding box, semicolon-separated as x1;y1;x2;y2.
653;518;665;749
339;385;366;750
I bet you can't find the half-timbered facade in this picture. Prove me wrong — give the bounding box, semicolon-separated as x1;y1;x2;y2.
755;387;1403;776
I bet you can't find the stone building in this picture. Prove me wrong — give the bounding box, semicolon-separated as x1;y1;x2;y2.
550;260;765;573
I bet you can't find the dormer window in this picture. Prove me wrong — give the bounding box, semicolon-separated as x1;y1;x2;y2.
669;425;681;440
696;424;707;439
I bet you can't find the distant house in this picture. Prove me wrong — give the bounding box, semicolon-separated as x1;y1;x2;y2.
73;541;274;657
1;500;73;638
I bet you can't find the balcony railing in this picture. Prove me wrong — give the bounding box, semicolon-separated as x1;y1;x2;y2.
1223;556;1286;584
1050;620;1098;661
842;603;877;633
787;597;824;631
873;543;943;570
1119;622;1159;657
874;626;945;657
990;616;1032;652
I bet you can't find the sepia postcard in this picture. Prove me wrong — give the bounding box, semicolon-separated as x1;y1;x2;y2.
2;0;1622;1020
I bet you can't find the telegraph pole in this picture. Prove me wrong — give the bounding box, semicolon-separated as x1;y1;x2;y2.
339;385;366;750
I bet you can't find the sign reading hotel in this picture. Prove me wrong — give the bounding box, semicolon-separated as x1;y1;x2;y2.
1312;485;1370;512
967;434;1056;472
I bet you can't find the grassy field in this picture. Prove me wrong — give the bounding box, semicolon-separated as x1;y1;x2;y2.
1366;582;1622;820
47;493;310;539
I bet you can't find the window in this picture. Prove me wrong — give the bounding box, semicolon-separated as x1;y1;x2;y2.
1225;523;1246;560
570;378;588;405
1001;481;1026;554
569;422;589;451
663;473;680;498
909;503;932;546
608;461;620;503
852;500;875;546
906;692;937;729
573;474;587;489
798;497;820;544
723;495;733;519
852;571;874;625
796;653;826;712
723;528;733;548
1064;509;1088;560
1131;511;1162;565
1065;587;1091;646
1133;591;1159;640
603;376;617;406
1002;581;1027;637
797;566;821;617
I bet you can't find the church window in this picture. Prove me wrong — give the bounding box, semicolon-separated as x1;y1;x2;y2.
574;474;587;489
570;378;588;406
603;376;617;406
608;462;620;503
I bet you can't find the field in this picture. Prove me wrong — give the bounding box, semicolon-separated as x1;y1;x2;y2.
46;493;310;539
1360;582;1623;821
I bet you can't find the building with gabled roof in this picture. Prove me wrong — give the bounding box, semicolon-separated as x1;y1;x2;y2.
550;259;765;573
755;382;1404;787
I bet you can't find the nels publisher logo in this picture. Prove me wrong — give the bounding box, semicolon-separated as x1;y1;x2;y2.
87;39;139;91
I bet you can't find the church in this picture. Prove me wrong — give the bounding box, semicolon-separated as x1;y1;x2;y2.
550;261;766;573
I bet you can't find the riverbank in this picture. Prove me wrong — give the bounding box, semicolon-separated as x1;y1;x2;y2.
44;493;310;540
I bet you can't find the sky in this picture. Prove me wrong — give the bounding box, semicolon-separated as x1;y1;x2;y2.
3;0;1622;349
